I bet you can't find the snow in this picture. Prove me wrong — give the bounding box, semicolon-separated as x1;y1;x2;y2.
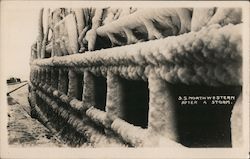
147;71;178;142
86;106;109;128
111;118;148;147
29;10;243;147
32;24;242;86
35;88;123;147
231;93;243;147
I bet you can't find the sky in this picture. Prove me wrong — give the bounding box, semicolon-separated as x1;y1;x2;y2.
1;3;39;80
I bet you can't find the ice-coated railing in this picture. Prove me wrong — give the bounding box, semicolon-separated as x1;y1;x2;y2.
28;22;242;147
31;23;242;85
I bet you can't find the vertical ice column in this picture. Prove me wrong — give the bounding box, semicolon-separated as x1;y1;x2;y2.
231;93;243;147
29;68;38;117
29;68;34;83
35;68;46;113
37;8;44;59
31;43;37;60
68;70;77;98
32;69;38;83
104;72;125;136
40;68;46;85
37;69;42;84
45;68;51;86
106;72;125;121
51;68;59;89
41;8;50;59
82;71;107;109
68;70;83;99
82;71;95;105
58;69;68;94
51;25;61;57
29;87;38;118
66;13;81;99
34;68;45;88
148;71;178;142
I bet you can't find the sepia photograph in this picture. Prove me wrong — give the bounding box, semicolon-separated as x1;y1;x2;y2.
0;1;249;158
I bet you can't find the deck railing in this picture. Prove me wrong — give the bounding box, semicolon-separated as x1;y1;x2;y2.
28;9;242;147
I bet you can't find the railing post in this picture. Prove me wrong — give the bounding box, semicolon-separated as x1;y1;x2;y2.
30;68;34;83
231;93;242;147
40;68;46;85
38;68;42;84
46;68;51;86
82;71;95;105
33;69;38;83
51;68;59;89
41;8;50;59
148;70;179;142
58;69;68;94
106;72;125;120
68;70;83;100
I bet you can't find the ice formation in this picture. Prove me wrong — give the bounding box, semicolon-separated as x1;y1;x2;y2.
33;23;242;86
191;8;242;31
29;7;243;148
